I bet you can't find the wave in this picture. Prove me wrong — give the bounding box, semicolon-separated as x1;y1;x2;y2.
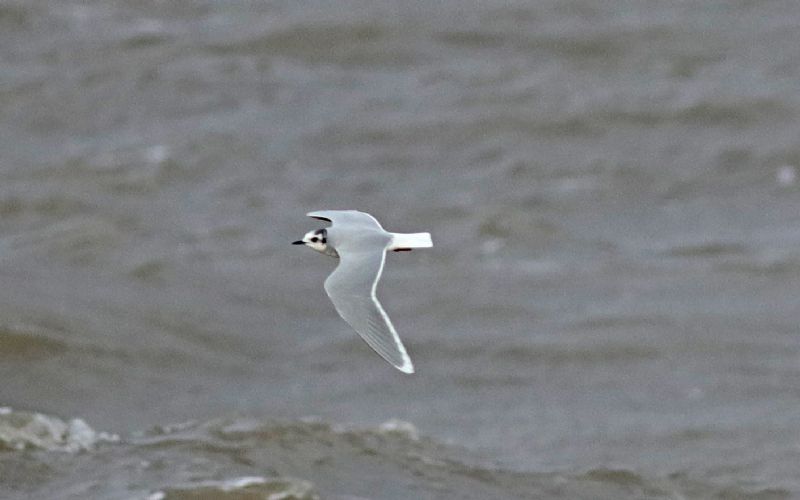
148;476;318;500
0;407;118;453
0;408;792;500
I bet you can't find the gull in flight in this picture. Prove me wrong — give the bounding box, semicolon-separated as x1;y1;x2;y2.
293;210;433;373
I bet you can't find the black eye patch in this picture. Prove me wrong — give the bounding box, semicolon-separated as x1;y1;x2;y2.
310;237;319;243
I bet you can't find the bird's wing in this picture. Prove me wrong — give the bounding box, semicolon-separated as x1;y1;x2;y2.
323;246;414;374
307;210;383;230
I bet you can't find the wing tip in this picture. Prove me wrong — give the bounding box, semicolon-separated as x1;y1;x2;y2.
395;345;415;373
306;211;331;222
396;359;415;374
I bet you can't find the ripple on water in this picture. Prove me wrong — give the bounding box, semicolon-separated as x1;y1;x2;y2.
0;323;68;360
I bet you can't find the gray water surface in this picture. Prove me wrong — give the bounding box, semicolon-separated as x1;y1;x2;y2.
2;1;800;498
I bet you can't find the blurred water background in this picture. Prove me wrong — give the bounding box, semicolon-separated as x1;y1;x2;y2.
2;1;800;498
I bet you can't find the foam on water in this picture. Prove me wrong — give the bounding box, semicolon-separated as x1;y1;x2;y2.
0;407;119;453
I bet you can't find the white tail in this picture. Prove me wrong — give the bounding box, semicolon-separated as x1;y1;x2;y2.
389;232;433;251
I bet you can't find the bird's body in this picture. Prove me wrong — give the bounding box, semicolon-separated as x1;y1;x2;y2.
293;210;432;373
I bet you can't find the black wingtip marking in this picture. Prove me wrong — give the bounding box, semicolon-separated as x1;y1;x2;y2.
393;248;412;252
310;216;331;222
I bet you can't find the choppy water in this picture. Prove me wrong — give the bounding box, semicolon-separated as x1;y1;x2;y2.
2;1;800;498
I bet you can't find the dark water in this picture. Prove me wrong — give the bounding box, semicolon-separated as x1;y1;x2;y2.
2;1;800;498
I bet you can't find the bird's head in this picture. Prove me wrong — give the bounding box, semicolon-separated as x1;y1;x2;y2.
292;228;328;254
